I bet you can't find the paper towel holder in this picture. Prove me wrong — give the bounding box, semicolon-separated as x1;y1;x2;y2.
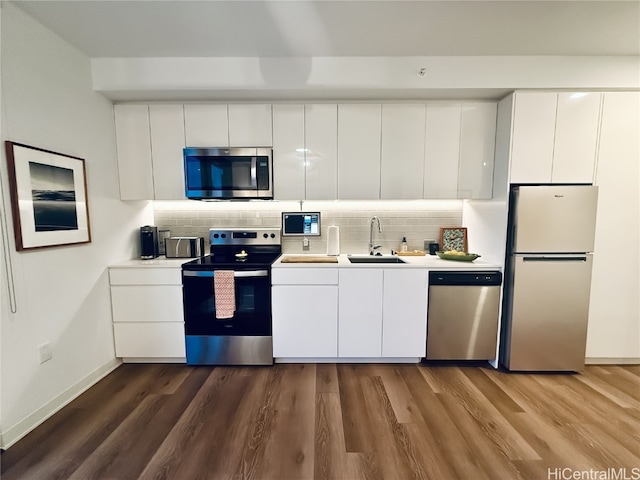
326;224;340;256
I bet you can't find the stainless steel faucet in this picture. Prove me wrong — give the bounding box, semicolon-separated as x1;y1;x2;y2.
369;216;383;255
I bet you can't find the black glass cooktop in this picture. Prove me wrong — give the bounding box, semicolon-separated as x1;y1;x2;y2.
182;252;281;270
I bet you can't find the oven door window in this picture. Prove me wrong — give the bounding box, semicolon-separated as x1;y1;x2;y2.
183;270;272;336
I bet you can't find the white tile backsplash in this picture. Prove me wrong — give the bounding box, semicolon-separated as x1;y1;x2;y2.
153;200;462;255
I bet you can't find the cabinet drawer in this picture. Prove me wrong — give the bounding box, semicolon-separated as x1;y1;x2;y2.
272;268;338;285
113;322;186;358
109;267;181;285
111;285;183;323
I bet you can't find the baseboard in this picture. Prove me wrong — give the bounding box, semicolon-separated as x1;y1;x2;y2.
0;358;121;450
122;357;186;363
275;357;421;364
585;357;640;365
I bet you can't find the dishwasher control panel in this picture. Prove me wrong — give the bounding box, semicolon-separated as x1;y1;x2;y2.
429;271;502;286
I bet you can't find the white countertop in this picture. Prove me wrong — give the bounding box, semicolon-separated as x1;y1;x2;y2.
109;257;192;268
273;253;502;270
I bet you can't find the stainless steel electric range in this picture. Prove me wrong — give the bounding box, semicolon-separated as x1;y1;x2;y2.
181;228;281;365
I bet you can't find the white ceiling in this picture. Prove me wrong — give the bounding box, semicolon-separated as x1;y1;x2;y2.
11;0;640;58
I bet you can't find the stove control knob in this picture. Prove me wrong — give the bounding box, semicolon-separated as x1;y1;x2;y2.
213;233;219;239
263;233;268;238
270;233;276;238
221;233;226;238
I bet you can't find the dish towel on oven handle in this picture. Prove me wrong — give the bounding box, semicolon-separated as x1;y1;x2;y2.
214;270;236;319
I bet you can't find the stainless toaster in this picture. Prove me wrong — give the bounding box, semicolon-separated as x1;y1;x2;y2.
165;237;205;258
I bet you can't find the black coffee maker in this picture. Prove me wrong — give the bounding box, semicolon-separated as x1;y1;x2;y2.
140;226;159;259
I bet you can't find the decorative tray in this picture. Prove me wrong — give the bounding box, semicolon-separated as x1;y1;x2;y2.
436;251;481;262
396;250;426;256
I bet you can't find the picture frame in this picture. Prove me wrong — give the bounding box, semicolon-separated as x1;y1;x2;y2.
4;141;91;251
440;227;468;252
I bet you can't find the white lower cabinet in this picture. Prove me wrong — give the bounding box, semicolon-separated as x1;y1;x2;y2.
338;269;383;357
336;267;428;359
272;268;339;357
109;266;186;361
382;269;429;357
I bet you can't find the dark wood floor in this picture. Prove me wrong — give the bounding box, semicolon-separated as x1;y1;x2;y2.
2;363;639;480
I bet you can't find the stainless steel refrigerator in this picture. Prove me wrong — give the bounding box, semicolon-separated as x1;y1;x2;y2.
500;184;598;372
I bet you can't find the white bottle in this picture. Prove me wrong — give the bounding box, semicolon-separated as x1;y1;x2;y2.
401;236;408;252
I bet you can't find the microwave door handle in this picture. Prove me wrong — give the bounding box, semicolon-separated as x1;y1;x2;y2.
250;157;258;187
183;270;269;278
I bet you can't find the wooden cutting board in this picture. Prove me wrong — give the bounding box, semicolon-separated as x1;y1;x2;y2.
396;250;426;256
281;256;339;263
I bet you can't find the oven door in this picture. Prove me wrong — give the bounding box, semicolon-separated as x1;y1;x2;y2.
182;269;272;336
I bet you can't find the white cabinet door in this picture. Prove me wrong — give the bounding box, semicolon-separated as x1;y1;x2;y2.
458;103;497;199
510;93;557;183
113;323;186;358
228;104;273;147
337;104;382;199
111;285;184;323
380;104;426;199
272;285;338;357
305;104;338;200
382;269;428;357
272;105;305;200
552;93;601;183
149;105;186;200
587;92;640;359
424;104;460;199
184;104;229;147
114;104;154;200
338;269;383;357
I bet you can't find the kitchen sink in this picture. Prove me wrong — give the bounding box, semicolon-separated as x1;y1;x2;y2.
347;256;407;264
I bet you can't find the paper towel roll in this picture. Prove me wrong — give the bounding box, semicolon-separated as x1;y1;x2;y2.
326;225;340;256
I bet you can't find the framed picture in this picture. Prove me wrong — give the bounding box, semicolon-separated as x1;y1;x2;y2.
440;227;468;252
4;141;91;251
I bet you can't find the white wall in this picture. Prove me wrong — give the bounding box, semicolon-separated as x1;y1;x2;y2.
0;3;153;448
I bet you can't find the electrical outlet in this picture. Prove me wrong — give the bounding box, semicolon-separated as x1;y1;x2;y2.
302;237;310;250
38;342;52;364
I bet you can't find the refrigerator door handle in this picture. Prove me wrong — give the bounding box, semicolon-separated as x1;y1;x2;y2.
522;256;588;262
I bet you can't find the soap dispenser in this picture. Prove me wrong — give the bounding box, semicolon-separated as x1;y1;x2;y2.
401;236;408;252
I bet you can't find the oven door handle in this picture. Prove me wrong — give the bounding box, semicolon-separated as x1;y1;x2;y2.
183;270;269;278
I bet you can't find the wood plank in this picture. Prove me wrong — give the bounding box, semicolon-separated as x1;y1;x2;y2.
358;375;427;480
316;363;339;393
400;366;488;479
337;364;376;453
370;365;423;423
245;364;316;480
461;366;526;414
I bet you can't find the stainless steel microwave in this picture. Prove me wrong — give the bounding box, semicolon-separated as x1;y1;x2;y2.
184;147;273;200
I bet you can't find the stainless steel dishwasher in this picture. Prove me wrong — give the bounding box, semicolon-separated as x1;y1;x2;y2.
426;271;502;360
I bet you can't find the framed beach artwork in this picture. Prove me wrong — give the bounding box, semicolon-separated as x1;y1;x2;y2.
4;141;91;251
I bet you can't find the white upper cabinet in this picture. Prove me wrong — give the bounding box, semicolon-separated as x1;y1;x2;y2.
114;104;154;200
149;105;186;200
337;104;382;199
458;103;497;199
228;104;273;147
380;104;426;199
272;105;305;200
184;104;229;147
305;104;338;200
510;93;557;183
552;93;601;183
510;92;601;184
424;104;461;199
